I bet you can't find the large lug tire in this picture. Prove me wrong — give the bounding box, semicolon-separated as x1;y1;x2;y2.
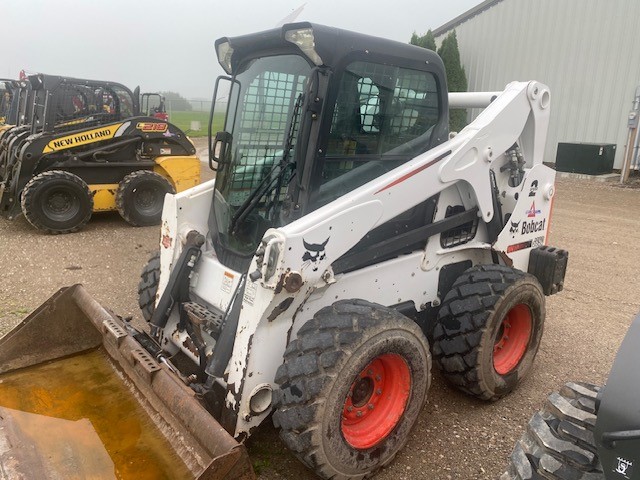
138;251;160;322
501;382;603;479
116;170;175;227
21;170;93;234
433;264;545;401
273;300;431;480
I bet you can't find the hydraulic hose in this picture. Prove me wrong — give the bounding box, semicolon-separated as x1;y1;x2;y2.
149;230;205;339
205;274;246;381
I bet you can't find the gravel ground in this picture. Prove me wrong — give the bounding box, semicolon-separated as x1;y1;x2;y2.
1;154;639;478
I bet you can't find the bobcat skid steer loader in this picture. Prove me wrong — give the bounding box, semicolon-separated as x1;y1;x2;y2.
0;73;200;233
0;23;568;479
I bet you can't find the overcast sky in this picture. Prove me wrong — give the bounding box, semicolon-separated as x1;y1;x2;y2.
2;0;479;99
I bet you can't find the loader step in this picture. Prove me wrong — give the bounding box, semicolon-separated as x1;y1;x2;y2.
183;301;224;338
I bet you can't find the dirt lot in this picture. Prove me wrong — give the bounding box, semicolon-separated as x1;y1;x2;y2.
1;165;639;478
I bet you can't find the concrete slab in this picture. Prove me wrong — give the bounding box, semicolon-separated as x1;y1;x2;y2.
555;171;619;182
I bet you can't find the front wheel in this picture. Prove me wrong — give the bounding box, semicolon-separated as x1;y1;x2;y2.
21;170;93;234
138;251;160;322
273;300;431;479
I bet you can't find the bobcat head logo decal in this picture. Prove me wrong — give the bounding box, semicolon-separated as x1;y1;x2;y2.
510;220;521;235
302;237;330;272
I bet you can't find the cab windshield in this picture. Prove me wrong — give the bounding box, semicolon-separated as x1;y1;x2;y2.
212;55;310;256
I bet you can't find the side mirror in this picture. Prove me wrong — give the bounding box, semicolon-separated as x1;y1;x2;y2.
208;75;241;172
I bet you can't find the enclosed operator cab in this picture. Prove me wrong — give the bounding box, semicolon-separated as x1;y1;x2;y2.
209;22;449;271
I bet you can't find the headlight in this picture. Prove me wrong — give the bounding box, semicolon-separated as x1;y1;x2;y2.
284;28;323;66
216;41;234;74
264;240;282;282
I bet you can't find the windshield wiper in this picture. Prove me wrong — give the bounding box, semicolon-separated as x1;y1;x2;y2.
229;93;304;234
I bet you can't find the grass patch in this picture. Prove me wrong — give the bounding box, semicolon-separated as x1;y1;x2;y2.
252;458;271;475
168;111;224;138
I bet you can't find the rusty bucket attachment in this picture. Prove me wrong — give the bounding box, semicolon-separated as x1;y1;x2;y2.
0;285;255;480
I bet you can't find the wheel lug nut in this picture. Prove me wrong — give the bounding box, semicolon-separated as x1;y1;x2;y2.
367;369;374;375
347;406;353;412
368;404;374;410
375;375;381;382
356;411;363;417
376;388;382;395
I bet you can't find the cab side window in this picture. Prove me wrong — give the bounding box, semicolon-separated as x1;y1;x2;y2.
317;61;440;205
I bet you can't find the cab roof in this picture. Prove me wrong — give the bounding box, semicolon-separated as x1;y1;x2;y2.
215;22;444;76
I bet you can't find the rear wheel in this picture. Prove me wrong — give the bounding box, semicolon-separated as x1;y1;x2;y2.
433;264;545;400
501;382;603;479
116;170;175;227
273;300;430;479
21;170;93;234
138;251;160;322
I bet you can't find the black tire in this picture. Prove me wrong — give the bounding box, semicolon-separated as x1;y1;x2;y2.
21;170;93;234
432;264;545;401
501;382;603;479
116;170;175;227
138;251;160;322
273;300;431;480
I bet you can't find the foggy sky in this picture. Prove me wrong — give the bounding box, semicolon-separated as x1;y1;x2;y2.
2;0;480;99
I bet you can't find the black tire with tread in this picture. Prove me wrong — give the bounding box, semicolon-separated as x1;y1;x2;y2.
21;170;93;234
501;382;603;479
116;170;175;227
138;251;160;322
273;300;431;480
433;264;545;401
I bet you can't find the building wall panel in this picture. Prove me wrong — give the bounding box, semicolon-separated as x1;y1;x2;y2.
435;0;640;168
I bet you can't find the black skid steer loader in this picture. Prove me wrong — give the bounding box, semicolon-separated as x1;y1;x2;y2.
0;73;200;233
0;78;29;131
502;312;640;480
0;79;17;127
0;23;568;479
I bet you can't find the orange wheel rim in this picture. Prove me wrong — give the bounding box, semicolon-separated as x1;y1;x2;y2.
493;304;532;375
341;353;411;449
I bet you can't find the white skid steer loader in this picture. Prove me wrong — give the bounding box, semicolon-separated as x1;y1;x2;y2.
1;23;567;479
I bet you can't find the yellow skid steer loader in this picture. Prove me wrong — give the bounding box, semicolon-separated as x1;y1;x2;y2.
0;74;200;233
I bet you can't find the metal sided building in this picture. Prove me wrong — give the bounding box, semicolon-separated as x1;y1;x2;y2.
433;0;640;170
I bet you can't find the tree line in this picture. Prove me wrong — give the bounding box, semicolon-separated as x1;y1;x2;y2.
410;30;468;133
